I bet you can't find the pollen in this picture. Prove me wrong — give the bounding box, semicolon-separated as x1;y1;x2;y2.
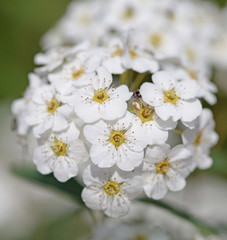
122;7;135;20
129;48;139;59
72;68;84;80
150;33;162;49
103;181;121;195
93;89;108;103
185;47;196;63
164;90;178;104
156;159;170;174
193;131;202;146
52;141;67;156
139;107;153;122
188;70;198;80
109;131;125;147
112;47;123;57
47;98;60;114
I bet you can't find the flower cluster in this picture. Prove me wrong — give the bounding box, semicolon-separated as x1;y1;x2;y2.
12;0;219;218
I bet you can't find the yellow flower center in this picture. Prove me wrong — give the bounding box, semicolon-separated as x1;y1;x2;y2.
150;33;162;49
186;48;196;63
156;159;170;174
103;181;121;195
109;131;125;147
72;68;84;80
188;70;198;80
79;14;92;24
52;141;67;156
139;107;153;122
134;235;148;240
122;7;135;20
164;90;178;104
47;99;60;114
193;131;202;146
112;47;123;57
129;48;139;59
93;90;108;103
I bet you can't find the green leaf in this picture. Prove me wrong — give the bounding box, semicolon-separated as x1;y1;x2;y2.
139;198;219;235
12;166;84;205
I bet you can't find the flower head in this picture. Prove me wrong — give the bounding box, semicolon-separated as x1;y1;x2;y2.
82;164;142;218
84;112;146;171
140;71;202;123
33;123;88;182
143;144;194;199
71;67;132;123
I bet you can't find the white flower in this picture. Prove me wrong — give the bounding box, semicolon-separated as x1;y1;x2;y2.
60;1;104;44
34;41;89;75
33;123;88;182
11;73;43;136
48;52;99;95
122;33;159;73
142;20;180;60
83;112;146;171
140;71;202;123
143;144;193;200
71;67;132;123
104;0;149;32
164;65;218;105
182;108;219;169
101;37;126;74
25;85;72;138
81;164;142;218
131;100;177;145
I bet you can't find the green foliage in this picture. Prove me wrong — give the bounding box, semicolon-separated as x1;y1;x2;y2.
0;0;71;100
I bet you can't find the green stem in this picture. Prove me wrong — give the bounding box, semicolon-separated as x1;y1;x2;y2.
130;72;147;91
173;128;183;134
139;198;219;234
120;69;134;86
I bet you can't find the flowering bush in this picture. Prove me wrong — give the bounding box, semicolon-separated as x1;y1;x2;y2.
12;0;221;219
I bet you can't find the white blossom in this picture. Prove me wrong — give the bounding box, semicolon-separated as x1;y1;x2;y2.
25;85;72;138
182;108;219;169
84;112;146;171
140;71;202;123
82;164;142;218
143;144;194;199
71;67;132;123
33;123;88;182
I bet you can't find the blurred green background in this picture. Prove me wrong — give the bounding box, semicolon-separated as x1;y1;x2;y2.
0;0;227;239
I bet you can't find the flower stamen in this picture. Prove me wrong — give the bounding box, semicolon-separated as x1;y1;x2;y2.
112;47;123;57
156;159;170;174
47;98;60;114
93;89;108;103
193;131;202;146
150;33;162;49
52;141;67;156
164;90;178;104
129;48;139;59
109;131;125;147
138;107;153;122
103;181;121;195
72;68;84;80
122;7;135;20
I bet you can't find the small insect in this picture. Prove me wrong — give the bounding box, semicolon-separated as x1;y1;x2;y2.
133;90;141;99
